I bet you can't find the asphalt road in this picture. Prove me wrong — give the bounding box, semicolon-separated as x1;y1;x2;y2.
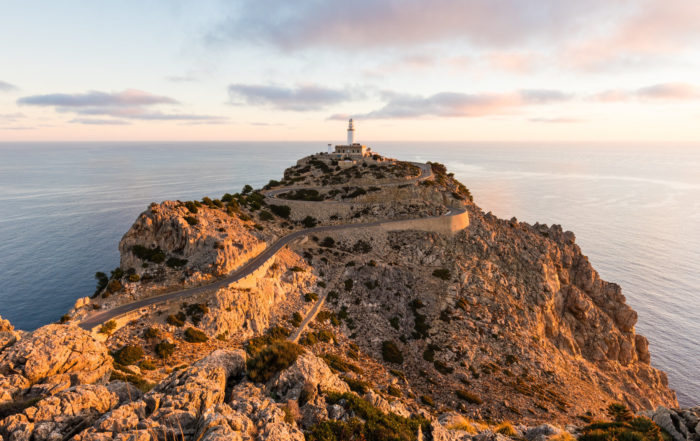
78;161;464;330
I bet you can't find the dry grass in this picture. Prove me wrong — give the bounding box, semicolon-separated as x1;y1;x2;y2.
550;432;576;441
446;416;479;434
495;421;517;436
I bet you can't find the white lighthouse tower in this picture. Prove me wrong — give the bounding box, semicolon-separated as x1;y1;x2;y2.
347;118;355;145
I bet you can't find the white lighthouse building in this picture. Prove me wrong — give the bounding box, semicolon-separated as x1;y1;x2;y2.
334;118;369;159
347;118;355;145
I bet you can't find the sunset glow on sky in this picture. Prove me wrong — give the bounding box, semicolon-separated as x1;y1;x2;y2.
1;0;699;142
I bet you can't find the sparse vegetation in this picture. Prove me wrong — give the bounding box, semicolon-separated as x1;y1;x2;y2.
456;389;483;404
98;320;117;335
432;268;451;280
495;422;517;436
166;257;188;268
247;341;304;382
269;204;291;218
113;344;144;365
166;313;185;327
131;245;166;263
245;326;291;355
381;340;404;364
302;215;318;228
578;404;664;441
155;341;176;359
304;292;319;302
184;327;208;343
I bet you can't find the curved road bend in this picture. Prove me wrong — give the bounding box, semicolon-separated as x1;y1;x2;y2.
79;162;464;330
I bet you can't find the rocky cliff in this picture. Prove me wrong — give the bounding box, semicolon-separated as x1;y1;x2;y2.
1;153;694;441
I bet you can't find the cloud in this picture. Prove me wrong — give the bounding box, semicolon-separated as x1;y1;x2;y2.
18;89;177;108
355;89;571;119
228;83;355;111
69;118;131;125
0;112;25;122
0;81;18;92
208;0;613;51
18;89;226;124
593;83;700;102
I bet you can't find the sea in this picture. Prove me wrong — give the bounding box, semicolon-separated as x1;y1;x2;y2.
0;142;698;406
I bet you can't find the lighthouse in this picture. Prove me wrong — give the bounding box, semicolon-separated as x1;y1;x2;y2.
347;118;355;145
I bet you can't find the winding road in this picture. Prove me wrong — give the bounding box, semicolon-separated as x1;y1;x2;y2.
78;161;466;330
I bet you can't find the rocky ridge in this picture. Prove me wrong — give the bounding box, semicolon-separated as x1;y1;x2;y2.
0;152;695;441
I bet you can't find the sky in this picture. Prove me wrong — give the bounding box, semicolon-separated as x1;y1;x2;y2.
1;0;699;142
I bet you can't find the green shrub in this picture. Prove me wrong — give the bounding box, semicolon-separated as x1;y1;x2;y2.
184;215;198;225
259;210;274;221
113;345;144;365
304;292;319;302
155;341;176;359
59;314;71;324
290;312;303;327
106;279;123;293
269;205;291;219
109;370;154;393
247;341;304;382
302;216;318;228
185;303;209;325
352;240;372;254
387;385;402;397
143;327;159;339
127;274;140;282
420;395;434;406
432;268;451;280
456;389;482;404
320;237;335;248
241;184;253;195
321;353;363;374
342;376;372;394
381;341;404;364
99;320;117;335
184;327;208;343
308;392;428;441
94;271;109;296
245;326;291;355
166;257;188;268
131;245;166;263
344;279;354;291
139;359;156;370
184;201;199;213
166;313;185;327
608;403;634;422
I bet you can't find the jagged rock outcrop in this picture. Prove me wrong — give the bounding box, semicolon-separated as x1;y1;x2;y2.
640;407;700;441
0;324;111;406
0;382;140;441
119;201;265;280
267;352;349;402
0;317;20;353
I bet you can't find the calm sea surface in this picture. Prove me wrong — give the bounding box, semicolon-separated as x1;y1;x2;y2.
0;142;698;406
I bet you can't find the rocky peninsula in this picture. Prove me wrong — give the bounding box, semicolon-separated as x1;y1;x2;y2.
0;152;697;441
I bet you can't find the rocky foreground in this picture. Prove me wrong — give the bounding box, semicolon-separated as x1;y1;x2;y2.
1;154;696;441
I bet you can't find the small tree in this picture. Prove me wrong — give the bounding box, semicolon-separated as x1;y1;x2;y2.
99;320;117;335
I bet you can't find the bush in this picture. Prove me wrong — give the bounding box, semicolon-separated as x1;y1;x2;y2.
184;327;208;343
304;292;319;302
290;312;303;327
308;392;428;441
496;422;517;436
343;376;372;394
166;257;188;268
128;274;140;282
59;314;71;324
184;215;198;225
381;341;404;364
131;245;165;263
320;237;335;248
246;326;291;355
99;320;117;335
185;303;209;325
344;279;353;291
166;313;185;327
139;360;156;370
269;204;291;219
352;240;372;254
259;210;274;221
302;216;318;228
247;341;304;382
456;389;482;404
155;341;176;359
321;353;363;374
387;385;401;397
143;327;159;339
241;184;253;195
184;201;199;213
420;395;434;406
432;268;451;280
113;345;144;365
94;271;109;296
106;279;122;294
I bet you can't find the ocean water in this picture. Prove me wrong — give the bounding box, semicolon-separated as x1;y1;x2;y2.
0;142;698;406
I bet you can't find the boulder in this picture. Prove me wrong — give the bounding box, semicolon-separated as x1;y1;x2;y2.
524;424;562;441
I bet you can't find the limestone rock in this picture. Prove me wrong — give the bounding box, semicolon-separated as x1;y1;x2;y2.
0;324;111;405
524;424;562;441
267;352;349;402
